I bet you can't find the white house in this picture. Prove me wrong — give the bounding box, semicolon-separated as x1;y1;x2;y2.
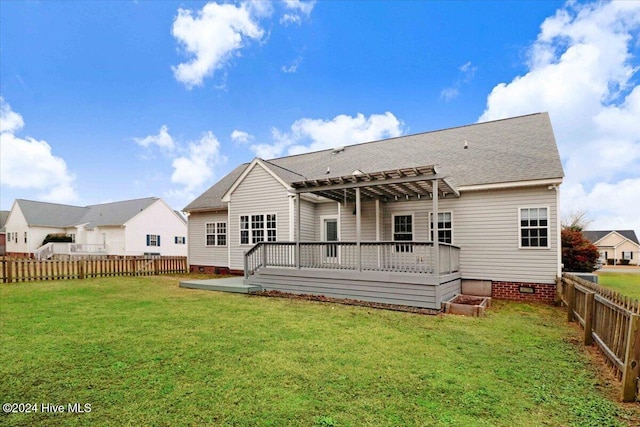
4;197;187;258
184;113;564;308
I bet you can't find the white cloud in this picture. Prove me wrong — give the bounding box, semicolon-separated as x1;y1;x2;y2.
231;129;254;144
250;112;404;159
440;61;477;102
0;97;24;133
171;131;226;192
280;0;315;26
0;98;77;203
133;125;175;152
282;56;303;73
171;2;265;89
479;1;640;234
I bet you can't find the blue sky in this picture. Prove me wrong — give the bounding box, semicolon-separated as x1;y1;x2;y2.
1;1;639;235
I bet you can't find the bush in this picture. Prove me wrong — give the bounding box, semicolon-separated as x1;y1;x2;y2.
562;229;599;272
619;259;630;266
42;233;73;245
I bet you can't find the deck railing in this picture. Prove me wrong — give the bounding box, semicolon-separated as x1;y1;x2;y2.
244;241;460;278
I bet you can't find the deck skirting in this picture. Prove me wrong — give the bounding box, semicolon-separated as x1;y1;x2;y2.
245;267;461;309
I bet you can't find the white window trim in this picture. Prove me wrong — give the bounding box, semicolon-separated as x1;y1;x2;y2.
392;213;414;253
205;222;227;247
518;206;551;249
429;211;454;244
239;213;277;246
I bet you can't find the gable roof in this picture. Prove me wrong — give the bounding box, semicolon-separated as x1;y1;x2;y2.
583;230;640;245
185;113;564;212
0;210;9;233
13;197;160;229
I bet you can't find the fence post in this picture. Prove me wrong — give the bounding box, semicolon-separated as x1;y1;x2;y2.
584;292;595;346
78;260;85;280
262;244;267;269
621;313;640;402
567;280;575;322
154;258;160;275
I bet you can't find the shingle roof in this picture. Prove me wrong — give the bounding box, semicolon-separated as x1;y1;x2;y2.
185;113;564;212
583;230;640;245
0;210;10;232
15;197;159;229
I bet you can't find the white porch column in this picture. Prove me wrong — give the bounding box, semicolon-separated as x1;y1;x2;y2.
296;193;301;269
432;179;439;278
356;187;362;272
375;199;381;268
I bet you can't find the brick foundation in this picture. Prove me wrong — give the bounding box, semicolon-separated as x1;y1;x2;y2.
189;265;243;276
491;281;556;304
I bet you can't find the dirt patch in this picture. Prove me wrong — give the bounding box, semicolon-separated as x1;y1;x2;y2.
252;290;442;315
451;295;486;305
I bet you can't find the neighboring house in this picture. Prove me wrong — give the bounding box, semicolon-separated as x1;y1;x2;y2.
583;230;640;266
4;197;187;258
0;210;9;255
184;113;564;308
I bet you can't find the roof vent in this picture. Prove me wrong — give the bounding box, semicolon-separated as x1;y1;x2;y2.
464;140;468;149
332;146;345;154
326;167;331;174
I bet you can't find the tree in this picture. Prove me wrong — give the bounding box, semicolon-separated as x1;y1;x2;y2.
561;228;599;272
561;209;592;231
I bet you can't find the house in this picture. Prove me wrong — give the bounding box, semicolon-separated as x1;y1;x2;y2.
184;113;564;309
583;230;640;266
4;197;187;258
0;210;9;256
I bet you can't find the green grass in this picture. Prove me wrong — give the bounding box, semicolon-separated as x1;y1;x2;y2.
597;271;640;300
1;276;637;426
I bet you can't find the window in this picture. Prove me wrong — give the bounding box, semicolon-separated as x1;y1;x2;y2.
430;212;453;243
175;236;186;244
205;222;226;246
393;215;413;252
146;234;161;247
519;207;549;248
240;214;276;244
622;251;633;260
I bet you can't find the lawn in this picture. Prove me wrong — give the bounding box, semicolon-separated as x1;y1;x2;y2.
1;276;637;426
597;271;640;300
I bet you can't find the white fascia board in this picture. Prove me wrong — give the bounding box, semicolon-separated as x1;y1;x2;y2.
458;178;563;192
221;158;293;202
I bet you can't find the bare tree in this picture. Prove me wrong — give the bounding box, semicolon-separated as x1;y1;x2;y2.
561;209;592;231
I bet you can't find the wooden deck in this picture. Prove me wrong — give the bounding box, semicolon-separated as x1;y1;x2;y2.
244;241;462;309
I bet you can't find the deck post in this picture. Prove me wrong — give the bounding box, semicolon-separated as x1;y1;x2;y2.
432;179;439;279
296;193;301;269
356;187;362;272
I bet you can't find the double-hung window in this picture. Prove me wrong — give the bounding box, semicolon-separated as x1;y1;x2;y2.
206;222;227;246
393;215;413;252
240;214;276;244
519;207;549;248
146;234;160;247
430;212;453;243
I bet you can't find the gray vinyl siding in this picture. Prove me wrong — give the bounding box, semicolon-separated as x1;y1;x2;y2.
228;165;291;270
299;199;315;241
188;211;229;267
383;185;558;284
340;199;378;241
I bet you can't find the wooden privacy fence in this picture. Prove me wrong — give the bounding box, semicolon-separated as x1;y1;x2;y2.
1;256;188;283
558;273;640;402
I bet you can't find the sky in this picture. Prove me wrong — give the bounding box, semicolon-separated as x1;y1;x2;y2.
1;0;639;236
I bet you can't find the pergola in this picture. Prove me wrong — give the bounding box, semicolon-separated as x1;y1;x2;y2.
289;165;460;274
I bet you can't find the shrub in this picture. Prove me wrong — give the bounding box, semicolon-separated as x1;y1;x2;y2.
562;229;599;272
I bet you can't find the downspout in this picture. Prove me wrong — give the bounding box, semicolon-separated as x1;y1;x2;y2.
296;193;301;269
